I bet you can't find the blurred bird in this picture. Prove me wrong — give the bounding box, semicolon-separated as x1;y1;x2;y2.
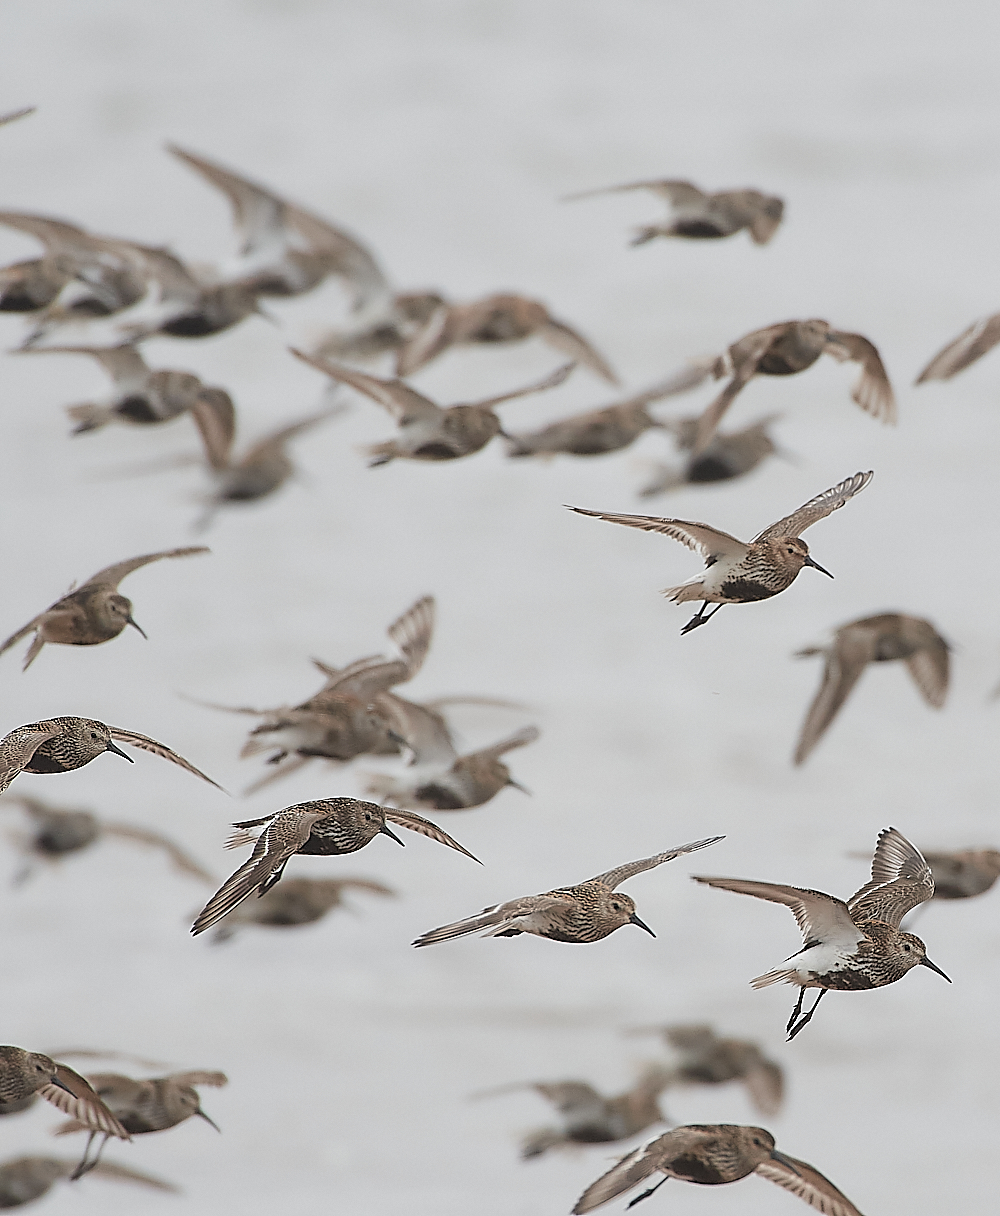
55;1070;226;1177
0;1156;175;1207
793;613;950;765
504;364;713;458
22;344;231;435
394;292;617;383
916;313;1000;383
571;1124;862;1215
680;319;894;454
636;414;780;497
570;470;873;634
0;106;35;127
366;725;540;810
413;838;723;947
210;875;396;942
192;797;477;935
850;845;1000;904
628;1024;783;1117
475;1066;671;1159
1;794;214;886
0;547;208;671
565;179;784;247
292;347;573;465
0;1048;128;1151
192;397;337;527
695;827;950;1040
310;290;445;364
0;716;222;797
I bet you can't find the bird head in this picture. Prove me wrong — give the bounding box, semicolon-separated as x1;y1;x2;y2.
898;932;951;981
600;890;655;938
775;536;833;578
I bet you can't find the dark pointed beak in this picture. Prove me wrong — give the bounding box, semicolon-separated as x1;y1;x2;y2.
919;955;952;982
195;1108;221;1132
104;741;134;764
803;556;834;578
49;1075;76;1096
770;1149;801;1176
379;822;405;847
629;913;656;937
126;615;148;639
506;779;531;795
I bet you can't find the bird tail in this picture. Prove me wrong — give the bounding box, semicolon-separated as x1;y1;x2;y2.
661;582;704;604
412;905;505;947
66;402;112;433
750;968;799;989
521;1128;566;1158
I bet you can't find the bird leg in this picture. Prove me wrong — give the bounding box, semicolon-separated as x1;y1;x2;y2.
70;1131;110;1180
786;989;827;1041
627;1177;669;1208
680;602;725;635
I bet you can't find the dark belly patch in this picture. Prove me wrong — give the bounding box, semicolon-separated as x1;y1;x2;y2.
413;783;464;809
687;455;734;483
673;221;726;239
720;578;774;602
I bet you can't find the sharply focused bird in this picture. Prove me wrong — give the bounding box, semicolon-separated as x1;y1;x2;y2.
413;839;722;947
292;347;573;465
695;827;950;1040
0;717;222;796
570;471;873;634
394;292;617;383
1;794;215;886
565;179;785;247
571;1124;862;1214
793;613;950;765
0;547;208;670
475;1066;672;1159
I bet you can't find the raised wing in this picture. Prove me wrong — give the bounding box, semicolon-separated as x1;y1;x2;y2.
386;595;435;680
793;625;877;766
190;388;238;470
81;546;209;591
27;343;151;386
743;194;785;244
754;471;873;541
755;1153;864;1216
394;303;453;376
564;179;707;208
744;1059;784;1117
102;823;215;882
568;507;748;563
383;807;480;862
290;348;440;424
824;330;896;423
591;837;725;890
166;1070;227;1088
534;1080;606;1120
239;408;338;469
693;877;865;950
0;726;60;794
539;320;617;384
916;313;1000;383
380;695;457;767
168;145;286;258
40;1064;129;1140
691;328;781;455
472;725;540;760
904;626;949;707
847;827;934;926
472;362;575;411
571;1127;715;1214
106;726;224;791
284;202;392;315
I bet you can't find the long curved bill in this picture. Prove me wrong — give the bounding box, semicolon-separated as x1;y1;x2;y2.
379;822;405;847
105;741;135;763
126;615;148;639
629;912;656;937
803;556;833;578
919;955;952;982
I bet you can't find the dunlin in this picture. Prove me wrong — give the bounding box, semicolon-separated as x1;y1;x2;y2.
476;1066;671;1159
565;179;784;246
311;291;445;365
192;797;477;935
569;470;873;634
630;1024;783;1117
916;313;1000;383
366;724;540;810
55;1070;226;1177
571;1124;862;1214
793;613;950;765
413;838;722;947
637;415;780;496
851;846;1000;903
394;292;617;383
0;717;223;796
695;827;950;1040
0;1048;128;1146
0;1156;176;1206
210;875;396;942
292;347;573;465
685;319;894;454
0;546;208;670
1;794;214;885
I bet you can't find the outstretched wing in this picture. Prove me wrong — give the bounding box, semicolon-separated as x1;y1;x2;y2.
755;1153;864;1216
239;409;339;468
916;313;1000;383
383;808;480;862
470;725;540;760
591;837;725;889
472;362;576;411
191;828;305;935
102;823;215;882
166;1070;227;1088
40;1065;129;1140
394;303;454;376
824;330;896;423
691;328;781;455
106;726;224;791
847;827;934;926
693;876;864;950
904;625;950;708
793;625;877;766
290;348;440;424
412;893;570;946
571;1127;715;1215
564;179;707;208
80;546;209;591
168;145;286;258
539;321;617;384
385;595;436;681
0;726;60;794
191;388;237;470
754;471;873;541
567;507;748;563
84;1160;179;1192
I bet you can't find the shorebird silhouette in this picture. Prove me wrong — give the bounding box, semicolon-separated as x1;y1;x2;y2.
695;827;951;1040
0;1155;176;1207
569;471;872;633
637;414;780;496
210;875;396;942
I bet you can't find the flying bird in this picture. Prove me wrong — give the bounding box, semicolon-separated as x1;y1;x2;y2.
916;313;1000;383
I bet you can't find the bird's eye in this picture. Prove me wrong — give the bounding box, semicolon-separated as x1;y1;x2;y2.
903;944;911;951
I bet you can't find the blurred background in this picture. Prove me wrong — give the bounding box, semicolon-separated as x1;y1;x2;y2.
0;1;998;1212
